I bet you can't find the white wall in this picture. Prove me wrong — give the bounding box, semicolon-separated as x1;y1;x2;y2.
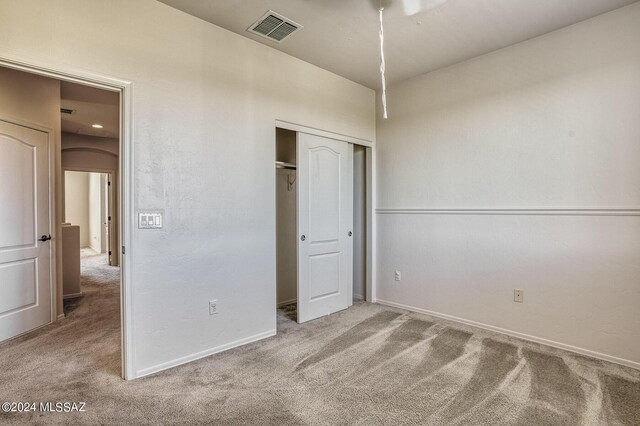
64;171;90;247
0;0;375;377
376;3;640;367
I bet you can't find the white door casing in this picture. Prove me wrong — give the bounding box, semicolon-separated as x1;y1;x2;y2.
105;174;112;264
297;132;353;323
0;119;51;342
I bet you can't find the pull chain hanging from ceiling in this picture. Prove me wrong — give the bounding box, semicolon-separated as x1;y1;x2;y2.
379;5;388;119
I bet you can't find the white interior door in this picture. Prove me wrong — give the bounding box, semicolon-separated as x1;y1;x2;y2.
297;132;353;323
0;119;52;342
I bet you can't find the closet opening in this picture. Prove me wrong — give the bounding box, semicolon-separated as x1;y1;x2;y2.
275;128;298;319
352;144;367;302
275;126;370;325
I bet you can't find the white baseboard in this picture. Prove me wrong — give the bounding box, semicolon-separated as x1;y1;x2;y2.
56;313;65;321
135;329;277;379
63;292;82;300
277;298;297;307
376;299;640;370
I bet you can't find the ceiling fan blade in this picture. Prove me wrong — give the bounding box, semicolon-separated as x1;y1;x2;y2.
401;0;422;16
401;0;450;16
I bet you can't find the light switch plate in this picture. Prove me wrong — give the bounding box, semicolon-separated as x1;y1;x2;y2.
209;299;218;315
138;211;163;229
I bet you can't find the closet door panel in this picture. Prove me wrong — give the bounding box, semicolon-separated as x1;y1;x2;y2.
297;132;353;323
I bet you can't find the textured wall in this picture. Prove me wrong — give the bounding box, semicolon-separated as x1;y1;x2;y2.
0;0;375;377
376;3;640;366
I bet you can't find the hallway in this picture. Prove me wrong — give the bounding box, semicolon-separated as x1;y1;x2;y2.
63;248;120;316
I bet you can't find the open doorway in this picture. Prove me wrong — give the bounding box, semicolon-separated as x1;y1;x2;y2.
0;64;127;376
59;81;121;318
275;126;371;325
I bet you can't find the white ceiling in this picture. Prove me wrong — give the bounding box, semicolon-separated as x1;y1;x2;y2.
60;81;119;138
159;0;637;89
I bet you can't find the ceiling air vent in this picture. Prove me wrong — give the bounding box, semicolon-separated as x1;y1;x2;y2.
60;108;75;114
247;11;302;43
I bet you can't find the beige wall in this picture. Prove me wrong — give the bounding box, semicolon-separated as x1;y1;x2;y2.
64;171;91;247
62;132;118;171
0;0;375;377
276;169;297;305
0;66;63;319
376;3;640;366
64;171;106;251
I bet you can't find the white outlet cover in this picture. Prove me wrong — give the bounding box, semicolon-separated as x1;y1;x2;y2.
514;289;524;303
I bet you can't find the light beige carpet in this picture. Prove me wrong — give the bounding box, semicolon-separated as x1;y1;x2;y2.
0;251;638;425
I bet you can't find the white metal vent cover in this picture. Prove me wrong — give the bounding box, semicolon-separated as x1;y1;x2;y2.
247;11;302;43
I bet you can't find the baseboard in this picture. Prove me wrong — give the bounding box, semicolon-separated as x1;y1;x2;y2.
63;292;82;300
135;329;277;379
56;313;65;321
277;298;297;307
376;299;640;370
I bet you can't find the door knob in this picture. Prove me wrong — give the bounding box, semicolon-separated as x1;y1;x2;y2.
39;234;52;242
348;231;353;237
300;235;306;241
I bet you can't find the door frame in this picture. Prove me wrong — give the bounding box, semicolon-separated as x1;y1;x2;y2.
0;54;135;380
275;119;376;304
62;167;118;266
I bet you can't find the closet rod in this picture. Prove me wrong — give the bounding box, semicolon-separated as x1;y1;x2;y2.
275;161;296;170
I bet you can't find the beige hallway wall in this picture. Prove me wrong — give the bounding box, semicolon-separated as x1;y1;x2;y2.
64;171;91;247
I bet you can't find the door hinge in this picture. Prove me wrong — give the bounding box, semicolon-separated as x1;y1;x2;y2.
108;216;111;221
108;181;111;186
122;246;125;255
108;250;112;256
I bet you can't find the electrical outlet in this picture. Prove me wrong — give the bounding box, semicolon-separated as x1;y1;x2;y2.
209;299;218;315
513;289;524;303
394;270;401;281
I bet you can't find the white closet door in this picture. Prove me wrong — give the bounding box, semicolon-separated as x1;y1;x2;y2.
0;119;52;342
297;132;353;324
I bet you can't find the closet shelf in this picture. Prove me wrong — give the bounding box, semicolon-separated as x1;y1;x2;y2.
275;161;296;170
